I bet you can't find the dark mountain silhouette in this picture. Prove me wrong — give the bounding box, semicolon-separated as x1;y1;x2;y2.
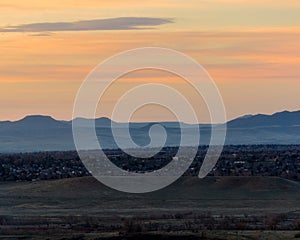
0;110;299;152
72;117;114;128
14;115;67;128
228;110;300;128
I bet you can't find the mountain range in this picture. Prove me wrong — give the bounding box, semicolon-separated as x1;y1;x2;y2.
0;110;299;152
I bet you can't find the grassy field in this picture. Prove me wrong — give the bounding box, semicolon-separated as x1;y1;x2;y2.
0;176;299;239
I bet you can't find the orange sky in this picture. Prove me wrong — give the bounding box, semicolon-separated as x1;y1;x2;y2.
0;0;300;122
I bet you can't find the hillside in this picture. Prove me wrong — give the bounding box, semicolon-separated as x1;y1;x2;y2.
0;176;299;216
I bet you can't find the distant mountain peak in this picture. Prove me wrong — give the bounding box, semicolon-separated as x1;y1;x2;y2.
228;110;300;128
20;115;56;121
72;116;113;128
17;115;58;124
95;116;112;122
12;115;66;129
236;114;255;120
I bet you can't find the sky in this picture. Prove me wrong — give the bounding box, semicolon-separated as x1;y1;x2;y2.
0;0;300;122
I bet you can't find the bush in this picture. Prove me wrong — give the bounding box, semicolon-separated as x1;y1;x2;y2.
295;219;300;230
294;232;300;238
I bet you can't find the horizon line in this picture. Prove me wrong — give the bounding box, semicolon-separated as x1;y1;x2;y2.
1;109;299;124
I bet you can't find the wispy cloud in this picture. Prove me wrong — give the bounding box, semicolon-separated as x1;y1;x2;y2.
0;17;173;33
29;32;53;37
